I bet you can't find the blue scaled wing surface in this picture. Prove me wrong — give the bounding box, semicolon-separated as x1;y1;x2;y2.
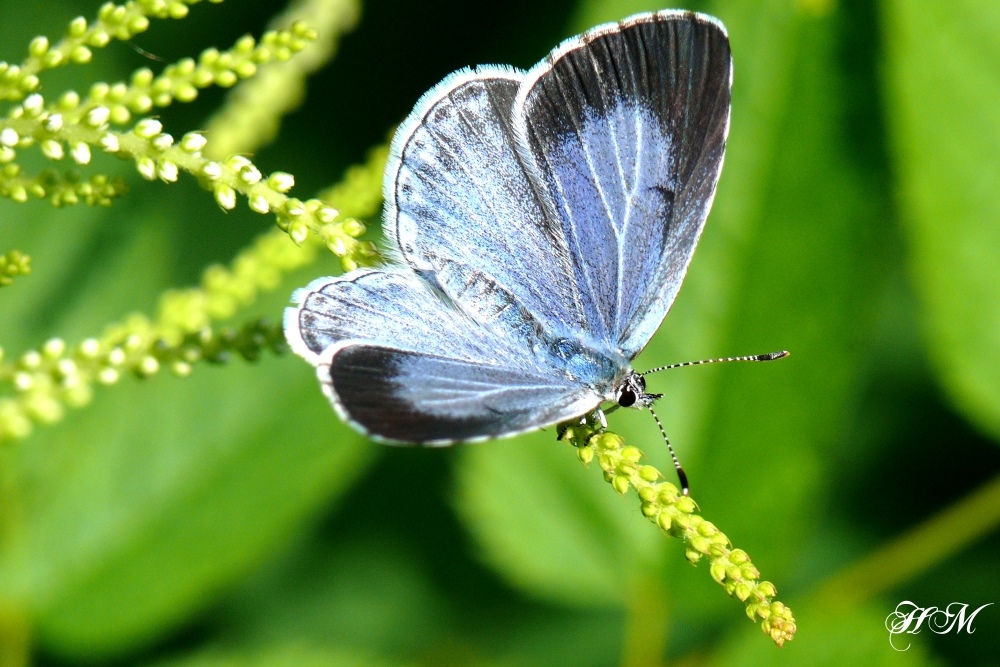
385;67;590;341
285;270;604;444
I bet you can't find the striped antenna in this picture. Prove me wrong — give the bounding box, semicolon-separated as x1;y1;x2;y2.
642;350;789;376
642;350;789;495
648;404;689;496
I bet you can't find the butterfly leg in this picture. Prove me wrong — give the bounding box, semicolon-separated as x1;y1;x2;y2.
557;416;587;442
558;409;608;446
581;408;608;447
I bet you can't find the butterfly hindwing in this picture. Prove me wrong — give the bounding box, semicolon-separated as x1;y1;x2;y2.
287;269;603;444
285;269;493;364
326;343;601;444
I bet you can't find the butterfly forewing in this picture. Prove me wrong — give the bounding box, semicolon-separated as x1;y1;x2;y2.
386;69;588;337
514;11;732;359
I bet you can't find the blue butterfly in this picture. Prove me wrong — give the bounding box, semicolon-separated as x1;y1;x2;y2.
286;11;736;447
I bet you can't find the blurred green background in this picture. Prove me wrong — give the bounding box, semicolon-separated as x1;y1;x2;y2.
1;0;999;665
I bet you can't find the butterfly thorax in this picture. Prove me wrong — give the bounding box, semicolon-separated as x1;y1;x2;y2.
544;334;660;411
543;333;643;404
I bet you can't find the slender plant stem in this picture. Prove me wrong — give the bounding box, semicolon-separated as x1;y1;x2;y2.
814;470;1000;610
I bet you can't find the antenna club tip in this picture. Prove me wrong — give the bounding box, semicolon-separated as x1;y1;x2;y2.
761;350;790;361
677;468;690;495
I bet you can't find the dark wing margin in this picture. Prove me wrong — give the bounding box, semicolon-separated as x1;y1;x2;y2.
324;344;601;445
513;11;732;358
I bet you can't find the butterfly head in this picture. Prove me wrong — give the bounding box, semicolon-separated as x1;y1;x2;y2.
615;371;662;410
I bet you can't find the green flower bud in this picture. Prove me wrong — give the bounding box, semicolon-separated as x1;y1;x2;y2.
134;118;163;138
85;106;111;127
0;128;19;147
612;476;630;495
248;194;270;214
136;156;157;180
639;465;659;482
28;36;50;58
68;16;88;38
214;185;236;210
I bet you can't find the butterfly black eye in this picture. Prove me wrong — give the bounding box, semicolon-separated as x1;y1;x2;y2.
618;388;636;407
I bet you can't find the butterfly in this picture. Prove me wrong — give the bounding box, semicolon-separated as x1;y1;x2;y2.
285;11;737;448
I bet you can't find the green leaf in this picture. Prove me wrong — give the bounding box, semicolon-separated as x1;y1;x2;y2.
215;495;629;667
29;359;372;658
883;0;1000;440
218;534;451;658
149;645;412;667
456;433;663;608
683;0;888;589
